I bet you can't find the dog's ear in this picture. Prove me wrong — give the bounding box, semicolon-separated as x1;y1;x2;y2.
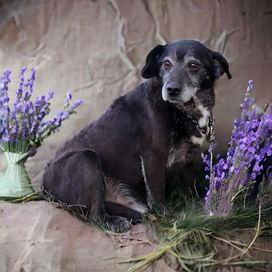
141;45;165;79
211;51;232;79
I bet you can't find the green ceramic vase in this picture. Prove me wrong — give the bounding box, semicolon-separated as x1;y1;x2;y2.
0;151;34;200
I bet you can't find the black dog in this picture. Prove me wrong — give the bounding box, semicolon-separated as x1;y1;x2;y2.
43;40;231;232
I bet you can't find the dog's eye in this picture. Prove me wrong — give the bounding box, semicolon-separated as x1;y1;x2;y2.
188;62;200;71
163;60;172;70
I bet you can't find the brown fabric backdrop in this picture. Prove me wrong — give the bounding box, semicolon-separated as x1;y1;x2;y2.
0;0;271;186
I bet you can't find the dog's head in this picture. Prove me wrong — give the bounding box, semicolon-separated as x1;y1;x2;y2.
141;40;231;110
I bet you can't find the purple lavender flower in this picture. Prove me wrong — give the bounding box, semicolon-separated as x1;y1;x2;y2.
0;68;83;152
24;68;36;101
46;91;54;101
0;70;11;140
9;109;19;142
203;81;272;215
71;99;83;110
15;67;27;103
65;92;72;106
247;79;254;92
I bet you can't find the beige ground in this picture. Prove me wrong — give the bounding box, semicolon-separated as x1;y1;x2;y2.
1;201;271;272
0;201;175;272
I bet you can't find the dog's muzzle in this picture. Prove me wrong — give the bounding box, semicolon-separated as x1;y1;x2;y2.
162;82;181;102
166;82;181;97
162;82;197;104
167;87;181;97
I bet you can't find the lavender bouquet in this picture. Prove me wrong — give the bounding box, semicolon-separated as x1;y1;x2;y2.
202;80;272;216
0;68;82;199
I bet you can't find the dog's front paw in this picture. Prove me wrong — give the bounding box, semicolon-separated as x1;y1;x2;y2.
103;215;131;233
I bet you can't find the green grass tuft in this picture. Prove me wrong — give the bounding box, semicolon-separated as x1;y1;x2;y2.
128;195;272;272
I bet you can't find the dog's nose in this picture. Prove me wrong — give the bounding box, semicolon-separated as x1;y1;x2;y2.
167;86;181;96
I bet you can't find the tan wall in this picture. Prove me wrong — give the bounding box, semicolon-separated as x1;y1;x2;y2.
0;0;271;186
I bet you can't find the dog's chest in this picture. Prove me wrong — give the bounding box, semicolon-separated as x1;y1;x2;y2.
167;139;200;168
167;126;206;169
166;103;210;168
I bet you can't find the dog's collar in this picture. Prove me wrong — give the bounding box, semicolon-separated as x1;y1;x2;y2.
183;111;215;143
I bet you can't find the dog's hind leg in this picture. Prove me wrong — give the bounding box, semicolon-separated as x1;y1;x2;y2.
43;149;131;232
105;201;143;224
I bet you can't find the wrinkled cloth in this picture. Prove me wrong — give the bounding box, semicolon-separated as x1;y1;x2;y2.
0;201;174;272
0;0;271;186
